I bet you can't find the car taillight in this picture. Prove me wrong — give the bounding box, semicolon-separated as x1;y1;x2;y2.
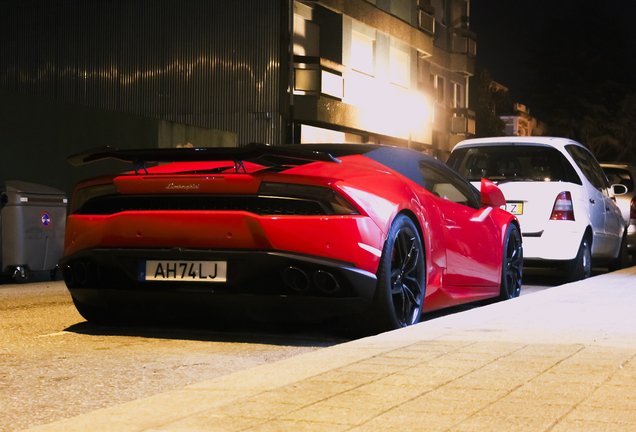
258;182;359;215
550;191;575;221
71;183;119;214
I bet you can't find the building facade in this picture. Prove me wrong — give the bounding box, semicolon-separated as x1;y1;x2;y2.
0;0;475;158
501;103;548;137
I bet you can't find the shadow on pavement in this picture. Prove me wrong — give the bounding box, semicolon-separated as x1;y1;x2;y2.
64;317;351;348
61;264;627;346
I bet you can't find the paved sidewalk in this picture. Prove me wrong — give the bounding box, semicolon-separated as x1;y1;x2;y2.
22;267;636;432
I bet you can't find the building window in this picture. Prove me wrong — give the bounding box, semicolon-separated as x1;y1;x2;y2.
451;1;463;28
452;82;463;108
293;3;319;57
351;29;376;76
390;0;411;22
431;74;445;104
390;39;410;88
431;0;445;26
417;53;428;92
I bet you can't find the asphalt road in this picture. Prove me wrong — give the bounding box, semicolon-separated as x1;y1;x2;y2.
1;274;562;432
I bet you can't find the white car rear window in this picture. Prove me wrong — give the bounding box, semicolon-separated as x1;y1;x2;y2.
448;145;581;185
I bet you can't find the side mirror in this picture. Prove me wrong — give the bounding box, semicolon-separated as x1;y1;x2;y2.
612;184;628;196
481;178;506;208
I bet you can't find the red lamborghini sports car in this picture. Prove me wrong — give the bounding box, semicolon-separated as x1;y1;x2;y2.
61;143;522;334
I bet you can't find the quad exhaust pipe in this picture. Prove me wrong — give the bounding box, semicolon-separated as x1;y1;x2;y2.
282;267;341;294
63;260;96;287
313;270;340;293
73;261;89;285
282;267;310;292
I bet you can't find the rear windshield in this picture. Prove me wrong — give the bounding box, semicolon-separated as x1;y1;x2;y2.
602;167;635;192
447;145;582;185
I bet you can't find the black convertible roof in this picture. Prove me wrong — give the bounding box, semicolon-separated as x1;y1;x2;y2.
68;143;444;187
293;144;447;188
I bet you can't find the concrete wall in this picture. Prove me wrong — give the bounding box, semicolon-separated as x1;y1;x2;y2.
0;90;236;196
158;121;237;149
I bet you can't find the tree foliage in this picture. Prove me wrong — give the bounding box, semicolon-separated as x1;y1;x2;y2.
525;0;636;162
472;66;509;138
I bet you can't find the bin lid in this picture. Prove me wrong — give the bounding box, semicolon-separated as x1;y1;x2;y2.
2;181;66;196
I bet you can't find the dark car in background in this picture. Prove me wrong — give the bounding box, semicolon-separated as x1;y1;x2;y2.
601;163;636;255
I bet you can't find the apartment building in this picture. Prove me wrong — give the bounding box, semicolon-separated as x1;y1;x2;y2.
0;0;475;159
501;103;548;137
294;0;475;158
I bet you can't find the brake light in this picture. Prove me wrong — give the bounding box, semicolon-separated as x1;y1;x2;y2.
258;182;359;215
550;191;575;221
631;197;636;220
71;182;119;214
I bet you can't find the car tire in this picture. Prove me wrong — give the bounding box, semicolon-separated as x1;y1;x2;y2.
72;297;118;326
50;266;61;281
609;231;629;272
364;215;426;334
13;266;30;284
498;223;523;300
565;235;592;282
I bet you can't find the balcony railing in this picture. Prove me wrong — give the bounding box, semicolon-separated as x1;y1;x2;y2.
416;1;435;35
293;56;344;100
450;108;476;135
452;29;477;56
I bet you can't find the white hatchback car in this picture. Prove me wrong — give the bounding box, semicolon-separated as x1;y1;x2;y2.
447;137;628;281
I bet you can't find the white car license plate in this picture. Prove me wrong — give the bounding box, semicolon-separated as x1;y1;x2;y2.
143;260;227;282
506;202;523;215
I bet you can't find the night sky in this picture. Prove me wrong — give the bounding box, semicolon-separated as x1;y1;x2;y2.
471;0;636;108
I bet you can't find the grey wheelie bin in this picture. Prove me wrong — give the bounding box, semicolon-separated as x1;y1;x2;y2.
0;181;67;283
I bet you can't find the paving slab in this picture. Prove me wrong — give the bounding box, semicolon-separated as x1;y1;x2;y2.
21;266;636;432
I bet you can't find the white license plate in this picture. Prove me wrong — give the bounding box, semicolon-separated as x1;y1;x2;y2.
143;260;227;282
506;202;523;215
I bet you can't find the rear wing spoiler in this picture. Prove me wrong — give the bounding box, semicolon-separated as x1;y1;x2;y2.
68;143;341;174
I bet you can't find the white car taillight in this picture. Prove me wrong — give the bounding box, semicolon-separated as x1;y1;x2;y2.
631;197;636;220
550;191;575;221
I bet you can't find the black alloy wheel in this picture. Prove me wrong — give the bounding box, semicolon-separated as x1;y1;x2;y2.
566;235;592;282
499;223;523;300
367;215;426;333
609;231;629;272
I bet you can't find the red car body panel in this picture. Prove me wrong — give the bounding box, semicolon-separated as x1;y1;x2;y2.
65;213;385;274
61;144;519;322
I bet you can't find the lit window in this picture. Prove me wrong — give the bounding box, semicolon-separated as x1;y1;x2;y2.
352;31;375;76
432;75;444;104
390;42;410;89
